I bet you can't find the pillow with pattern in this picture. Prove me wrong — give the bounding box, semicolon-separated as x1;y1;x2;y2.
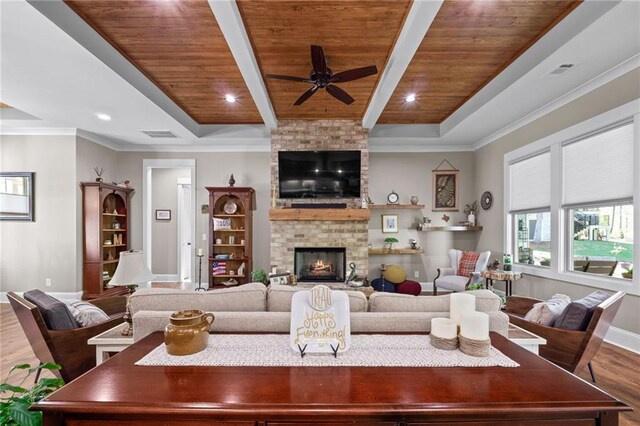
213;217;232;230
457;251;480;277
65;300;110;327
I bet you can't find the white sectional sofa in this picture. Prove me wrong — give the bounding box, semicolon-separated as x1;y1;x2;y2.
130;283;509;342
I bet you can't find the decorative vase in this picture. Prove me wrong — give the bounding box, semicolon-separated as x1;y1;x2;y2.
410;196;419;205
468;213;476;226
164;310;214;355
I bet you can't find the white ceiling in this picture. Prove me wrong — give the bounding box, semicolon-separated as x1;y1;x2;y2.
1;0;638;152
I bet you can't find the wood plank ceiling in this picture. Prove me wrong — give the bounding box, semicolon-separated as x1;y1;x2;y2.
63;0;582;126
64;0;263;125
378;0;582;124
236;0;411;121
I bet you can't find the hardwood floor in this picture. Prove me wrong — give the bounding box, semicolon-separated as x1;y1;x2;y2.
1;303;638;424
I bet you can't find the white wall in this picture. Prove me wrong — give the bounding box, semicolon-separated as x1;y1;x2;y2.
0;135;78;293
474;67;640;334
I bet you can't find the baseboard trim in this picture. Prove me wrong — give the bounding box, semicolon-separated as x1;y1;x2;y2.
0;291;83;303
604;326;640;354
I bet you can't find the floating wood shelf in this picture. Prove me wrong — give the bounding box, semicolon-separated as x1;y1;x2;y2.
420;226;484;232
102;213;126;217
269;208;370;221
369;204;425;210
368;248;424;255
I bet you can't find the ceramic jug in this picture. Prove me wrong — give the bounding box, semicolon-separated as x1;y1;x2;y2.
164;310;214;356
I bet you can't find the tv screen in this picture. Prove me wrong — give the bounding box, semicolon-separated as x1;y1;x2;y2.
278;150;361;199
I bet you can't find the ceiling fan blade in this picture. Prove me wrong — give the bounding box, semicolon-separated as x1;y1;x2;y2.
330;65;378;83
293;85;319;106
311;45;327;75
326;84;354;105
266;74;308;82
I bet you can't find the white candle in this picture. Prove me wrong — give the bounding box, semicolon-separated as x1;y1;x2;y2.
449;293;475;325
460;311;490;340
197;248;203;256
431;318;457;339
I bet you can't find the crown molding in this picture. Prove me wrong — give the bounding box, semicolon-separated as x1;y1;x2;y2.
75;129;122;151
117;140;271;152
368;142;473;153
472;55;640;151
0;127;76;136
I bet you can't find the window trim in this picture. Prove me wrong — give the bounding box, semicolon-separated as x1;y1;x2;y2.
504;99;639;296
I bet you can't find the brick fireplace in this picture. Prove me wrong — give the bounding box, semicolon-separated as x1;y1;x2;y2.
270;120;369;279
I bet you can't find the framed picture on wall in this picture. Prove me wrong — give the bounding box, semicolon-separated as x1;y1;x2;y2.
382;214;398;233
0;172;35;221
155;209;171;220
432;170;459;211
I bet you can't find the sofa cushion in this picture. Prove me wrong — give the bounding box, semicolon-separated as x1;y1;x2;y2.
524;294;571;326
266;284;367;312
553;290;610;331
435;275;470;292
65;300;110;327
369;289;500;313
382;265;406;284
24;290;78;330
129;282;267;315
457;252;480;277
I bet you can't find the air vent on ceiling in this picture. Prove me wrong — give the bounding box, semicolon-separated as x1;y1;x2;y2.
547;63;576;76
141;130;178;138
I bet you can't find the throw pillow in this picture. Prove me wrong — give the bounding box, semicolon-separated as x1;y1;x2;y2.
213;217;231;230
382;265;406;284
524;294;571;326
65;301;110;327
24;289;78;330
457;252;480;277
553;290;610;331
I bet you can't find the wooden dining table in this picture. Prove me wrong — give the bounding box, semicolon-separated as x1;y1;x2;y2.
35;331;630;425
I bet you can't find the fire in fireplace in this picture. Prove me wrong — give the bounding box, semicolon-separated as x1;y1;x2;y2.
294;247;346;282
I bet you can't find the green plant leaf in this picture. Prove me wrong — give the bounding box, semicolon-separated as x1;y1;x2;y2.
8;401;41;426
39;363;61;371
36;378;64;389
0;384;28;394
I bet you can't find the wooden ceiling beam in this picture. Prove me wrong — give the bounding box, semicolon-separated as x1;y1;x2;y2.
362;0;443;130
207;0;277;129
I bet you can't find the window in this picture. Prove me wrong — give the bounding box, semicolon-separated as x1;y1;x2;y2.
508;151;551;266
504;101;638;294
568;204;634;279
515;212;552;266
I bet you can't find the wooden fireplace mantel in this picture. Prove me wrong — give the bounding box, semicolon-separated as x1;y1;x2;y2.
269;208;371;221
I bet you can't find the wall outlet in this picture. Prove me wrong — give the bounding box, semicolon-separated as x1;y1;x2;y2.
202;233;207;241
414;271;419;279
45;278;52;287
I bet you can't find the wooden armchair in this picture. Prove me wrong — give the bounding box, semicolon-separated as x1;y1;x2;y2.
505;291;624;382
8;292;126;383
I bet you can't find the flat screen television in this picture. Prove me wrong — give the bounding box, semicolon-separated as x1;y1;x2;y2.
278;150;361;199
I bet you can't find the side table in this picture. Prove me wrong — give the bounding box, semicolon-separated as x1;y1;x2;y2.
483;270;522;296
507;323;546;355
87;322;134;364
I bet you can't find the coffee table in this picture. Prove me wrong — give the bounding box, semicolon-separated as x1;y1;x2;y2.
37;331;628;425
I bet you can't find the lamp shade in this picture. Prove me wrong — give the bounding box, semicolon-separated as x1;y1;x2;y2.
109;250;154;286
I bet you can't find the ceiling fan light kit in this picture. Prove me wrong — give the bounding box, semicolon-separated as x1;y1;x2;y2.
267;45;378;106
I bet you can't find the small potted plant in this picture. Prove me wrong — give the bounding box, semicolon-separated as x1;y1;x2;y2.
250;268;269;285
384;237;399;251
540;258;551;267
464;201;479;226
622;268;633;279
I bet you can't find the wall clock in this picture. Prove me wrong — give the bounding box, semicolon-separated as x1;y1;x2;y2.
481;191;493;210
387;190;399;204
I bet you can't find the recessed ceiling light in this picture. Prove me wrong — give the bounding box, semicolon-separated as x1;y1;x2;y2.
96;113;111;121
405;94;416;103
225;94;236;103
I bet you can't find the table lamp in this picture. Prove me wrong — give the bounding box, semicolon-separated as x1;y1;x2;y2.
109;250;154;336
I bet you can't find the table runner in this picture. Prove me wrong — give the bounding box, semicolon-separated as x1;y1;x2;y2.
136;334;519;368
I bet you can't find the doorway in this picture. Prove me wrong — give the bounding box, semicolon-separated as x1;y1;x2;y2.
143;159;196;284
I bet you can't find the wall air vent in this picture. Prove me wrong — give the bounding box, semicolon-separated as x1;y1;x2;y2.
141;130;178;138
547;63;576;76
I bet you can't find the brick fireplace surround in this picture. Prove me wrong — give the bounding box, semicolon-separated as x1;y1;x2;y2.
270;120;369;279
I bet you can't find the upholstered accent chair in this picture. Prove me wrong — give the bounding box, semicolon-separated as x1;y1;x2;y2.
433;249;491;295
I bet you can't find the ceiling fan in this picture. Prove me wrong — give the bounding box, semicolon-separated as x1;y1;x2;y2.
266;45;378;106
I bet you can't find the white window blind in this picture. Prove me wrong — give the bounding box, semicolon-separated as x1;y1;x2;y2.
563;122;634;206
509;151;551;212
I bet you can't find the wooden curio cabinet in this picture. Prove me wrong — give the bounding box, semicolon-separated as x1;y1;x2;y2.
81;182;134;299
206;187;254;288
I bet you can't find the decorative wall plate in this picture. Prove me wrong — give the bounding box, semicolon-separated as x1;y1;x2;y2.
224;201;238;214
481;191;493;210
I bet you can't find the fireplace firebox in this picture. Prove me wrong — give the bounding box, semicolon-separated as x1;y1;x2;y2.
294;248;346;282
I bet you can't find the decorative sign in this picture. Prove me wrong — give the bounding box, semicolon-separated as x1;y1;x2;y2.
290;285;351;355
